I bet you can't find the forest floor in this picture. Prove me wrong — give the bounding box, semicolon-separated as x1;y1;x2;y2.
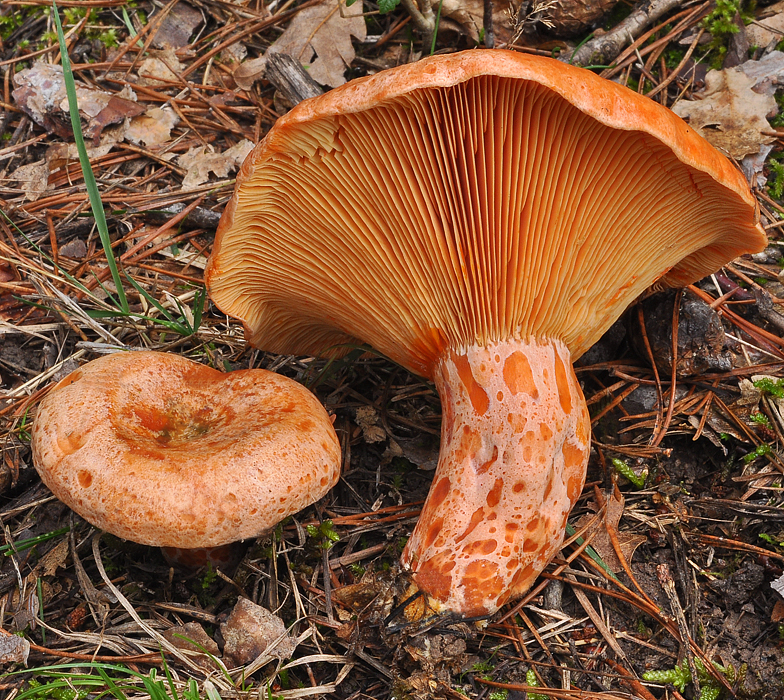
0;0;784;698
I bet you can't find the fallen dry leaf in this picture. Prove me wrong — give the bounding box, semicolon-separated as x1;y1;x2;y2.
9;160;50;201
574;489;645;574
235;0;365;89
30;538;70;579
59;239;87;259
355;406;386;443
163;621;219;655
221;41;248;67
394;435;439;470
84;95;145;141
138;49;184;87
737;50;784;96
233;56;266;91
747;1;784;50
162;621;221;671
433;0;512;43
13;63;143;141
772;572;784;598
272;0;365;87
177;139;254;190
125;106;180;147
0;634;29;666
7;137;122;202
672;65;777;159
152;0;203;50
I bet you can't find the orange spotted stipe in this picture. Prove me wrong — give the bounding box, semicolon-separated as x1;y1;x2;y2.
401;338;590;617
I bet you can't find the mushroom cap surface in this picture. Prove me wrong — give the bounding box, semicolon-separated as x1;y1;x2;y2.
206;48;765;378
31;351;341;548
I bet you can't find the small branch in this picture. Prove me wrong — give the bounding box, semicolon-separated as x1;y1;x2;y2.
265;52;323;106
400;0;435;44
656;563;701;700
564;0;686;67
483;0;494;48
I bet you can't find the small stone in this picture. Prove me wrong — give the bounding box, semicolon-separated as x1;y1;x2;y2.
221;598;296;666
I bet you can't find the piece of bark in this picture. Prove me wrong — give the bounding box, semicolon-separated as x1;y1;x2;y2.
723;12;750;68
563;0;685;67
265;52;324;107
540;0;620;38
754;287;784;333
630;289;732;377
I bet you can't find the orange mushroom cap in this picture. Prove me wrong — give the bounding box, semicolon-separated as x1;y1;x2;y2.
31;351;341;549
206;49;765;615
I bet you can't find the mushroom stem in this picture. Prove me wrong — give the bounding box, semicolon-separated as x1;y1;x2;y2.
401;337;591;616
162;542;248;571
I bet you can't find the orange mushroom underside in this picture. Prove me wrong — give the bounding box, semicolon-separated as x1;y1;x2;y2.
206;50;766;615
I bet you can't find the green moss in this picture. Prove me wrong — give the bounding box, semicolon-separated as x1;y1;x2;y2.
743;442;772;463
750;411;772;428
703;0;742;37
703;0;745;69
768;154;784;200
664;46;686;69
611;457;647;489
525;670;548;700
306;520;340;550
753;376;784;398
643;658;726;700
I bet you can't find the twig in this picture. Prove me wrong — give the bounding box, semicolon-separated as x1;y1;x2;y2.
565;0;688;67
655;563;700;699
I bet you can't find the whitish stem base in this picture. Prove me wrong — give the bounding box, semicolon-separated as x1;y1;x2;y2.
401;337;590;616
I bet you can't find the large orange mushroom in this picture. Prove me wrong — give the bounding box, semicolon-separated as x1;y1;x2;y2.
206;49;766;616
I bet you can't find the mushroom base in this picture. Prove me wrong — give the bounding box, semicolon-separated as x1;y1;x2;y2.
401;337;590;617
162;541;248;571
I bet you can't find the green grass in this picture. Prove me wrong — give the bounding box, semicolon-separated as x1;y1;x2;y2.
49;1;206;339
52;1;127;314
9;661;223;700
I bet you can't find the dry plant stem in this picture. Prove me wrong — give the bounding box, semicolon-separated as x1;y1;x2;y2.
399;0;435;41
652;289;681;447
566;0;687;67
483;0;494;48
636;304;665;440
602;1;707;81
603;658;658;700
182;0;325;79
656;563;701;699
91;533;227;678
0;627;159;663
564;572;630;665
647;28;704;99
516;608;555;664
401;337;590;616
595;486;658;609
694;533;784;562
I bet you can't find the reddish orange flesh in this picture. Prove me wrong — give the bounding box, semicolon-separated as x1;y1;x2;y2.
401;338;589;616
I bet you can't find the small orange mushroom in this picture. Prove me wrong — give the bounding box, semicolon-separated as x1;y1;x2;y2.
206;49;766;615
31;351;341;557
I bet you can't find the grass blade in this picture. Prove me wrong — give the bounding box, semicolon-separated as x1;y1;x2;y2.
52;1;129;313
